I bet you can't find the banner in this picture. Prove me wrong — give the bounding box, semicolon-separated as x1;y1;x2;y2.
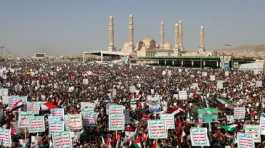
65;114;82;131
160;114;175;129
28;116;45;133
108;114;125;131
237;133;254;148
147;120;167;139
234;107;245;120
260;116;265;135
52;131;73;148
27;102;41;114
51;108;64;120
0;128;12;147
48;116;64;133
190;128;210;147
244;124;261;143
18;111;34;128
178;91;188;100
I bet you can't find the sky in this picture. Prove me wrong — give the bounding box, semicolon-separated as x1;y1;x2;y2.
0;0;265;56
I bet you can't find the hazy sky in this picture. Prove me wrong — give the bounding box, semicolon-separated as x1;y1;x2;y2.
0;0;265;56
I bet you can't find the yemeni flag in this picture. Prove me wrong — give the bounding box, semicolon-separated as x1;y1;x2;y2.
133;136;142;148
41;102;57;110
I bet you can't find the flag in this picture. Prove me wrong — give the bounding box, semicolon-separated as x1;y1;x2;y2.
221;124;237;132
41;102;57;110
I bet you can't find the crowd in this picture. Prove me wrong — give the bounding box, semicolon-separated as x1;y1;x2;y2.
0;60;265;148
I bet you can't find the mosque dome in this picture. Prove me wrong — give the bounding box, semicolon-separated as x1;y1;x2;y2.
142;37;156;49
163;42;172;49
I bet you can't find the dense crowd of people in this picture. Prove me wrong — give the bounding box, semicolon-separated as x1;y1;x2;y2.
0;60;265;148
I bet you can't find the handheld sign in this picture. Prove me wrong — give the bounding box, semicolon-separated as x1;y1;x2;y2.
48;116;64;133
160;114;175;129
178;91;188;100
0;128;12;147
65;114;82;131
80;102;95;112
52;131;73;148
147;120;167;139
82;109;98;127
108;113;125;131
0;88;8;96
190;128;210;147
28;116;45;133
51;108;64;120
27;102;41;114
244;124;261;143
260;116;265;135
234;107;245;120
18;111;34;128
217;80;224;89
210;75;215;81
237;133;254;148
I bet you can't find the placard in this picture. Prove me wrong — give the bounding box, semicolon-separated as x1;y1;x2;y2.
202;72;207;77
217;80;224;89
178;91;188;100
0;128;12;147
28;116;45;133
48;116;64;133
256;81;262;88
210;75;215;81
65;114;82;131
234;107;245;120
160;114;175;129
244;124;261;143
260;116;265;135
80;102;95;112
0;88;8;96
108;114;125;131
109;104;124;115
52;131;73;148
82;111;98;126
18;111;34;128
225;71;229;77
51;108;64;120
190;128;210;147
237;133;254;148
147;120;167;139
27;102;41;114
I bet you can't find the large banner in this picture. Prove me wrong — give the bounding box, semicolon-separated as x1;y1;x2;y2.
0;128;12;147
48;116;64;133
190;128;210;147
260;116;265;135
65;114;82;131
28;116;45;133
108;114;125;131
244;124;261;143
234;107;246;120
178;91;188;100
51;108;64;120
52;131;73;148
237;133;255;148
160;114;175;129
18;111;34;128
147;120;167;139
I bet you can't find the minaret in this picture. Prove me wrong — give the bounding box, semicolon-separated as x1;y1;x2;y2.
178;20;184;51
107;16;115;51
175;22;180;49
128;14;134;54
199;25;205;51
160;20;165;49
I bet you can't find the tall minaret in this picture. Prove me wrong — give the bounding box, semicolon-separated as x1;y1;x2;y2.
107;16;115;51
178;20;184;50
199;25;205;51
160;20;165;49
175;22;180;49
128;14;134;54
